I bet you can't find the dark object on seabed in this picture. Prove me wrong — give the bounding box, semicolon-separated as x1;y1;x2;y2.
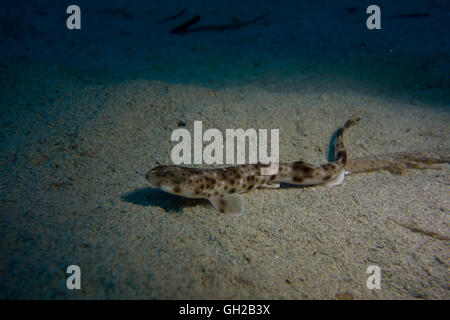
170;15;201;34
156;8;187;24
170;12;271;34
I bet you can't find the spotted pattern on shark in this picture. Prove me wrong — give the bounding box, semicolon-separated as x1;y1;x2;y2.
146;116;361;216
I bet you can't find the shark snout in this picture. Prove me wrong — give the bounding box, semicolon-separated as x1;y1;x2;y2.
145;170;159;188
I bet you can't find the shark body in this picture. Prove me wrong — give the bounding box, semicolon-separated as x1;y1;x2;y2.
146;116;361;215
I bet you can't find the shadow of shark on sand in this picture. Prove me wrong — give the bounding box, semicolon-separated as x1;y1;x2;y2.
121;187;210;213
122;183;311;214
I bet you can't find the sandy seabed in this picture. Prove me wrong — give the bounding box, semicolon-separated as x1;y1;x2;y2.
1;54;448;299
0;0;449;300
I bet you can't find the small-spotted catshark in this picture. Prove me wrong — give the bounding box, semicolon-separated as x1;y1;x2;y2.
146;116;449;216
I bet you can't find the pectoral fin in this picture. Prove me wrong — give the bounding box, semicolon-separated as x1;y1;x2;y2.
323;169;346;186
209;194;244;216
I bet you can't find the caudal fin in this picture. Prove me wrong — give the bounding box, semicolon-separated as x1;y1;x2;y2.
334;115;361;166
